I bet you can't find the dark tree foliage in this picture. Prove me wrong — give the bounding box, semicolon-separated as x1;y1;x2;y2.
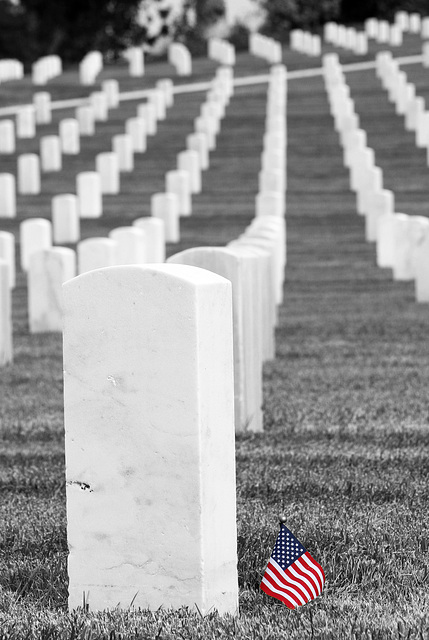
257;0;341;40
0;0;145;65
340;0;429;23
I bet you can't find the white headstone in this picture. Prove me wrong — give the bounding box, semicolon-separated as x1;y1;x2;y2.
168;42;192;76
187;132;209;171
125;117;147;153
177;150;201;194
366;189;394;242
0;120;15;154
76;172;103;219
90;92;109;122
20;218;52;271
109;227;146;264
16;106;36;139
414;219;429;301
52;194;80;244
102;79;120;109
112;134;134;172
156;79;174;108
0;231;15;288
63;264;238;613
391;214;413;280
18;154;41;195
0;174;16;218
151;193;180;243
76;105;96;136
40;135;62;172
60;119;80;155
137;103;157;136
256;191;285;218
0;260;12;365
132;218;166;263
28;247;76;332
165;170;191;217
148;88;167;121
96;152;120;195
415;111;429;147
168;247;263;433
78;238;117;275
376;213;395;268
34;92;51;124
127;47;144;76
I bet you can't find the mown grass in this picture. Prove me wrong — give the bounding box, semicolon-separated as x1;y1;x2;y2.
1;34;429;638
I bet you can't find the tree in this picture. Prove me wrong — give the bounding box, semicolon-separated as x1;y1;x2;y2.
256;0;341;40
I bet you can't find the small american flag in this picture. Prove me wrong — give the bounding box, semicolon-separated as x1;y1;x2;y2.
260;523;325;609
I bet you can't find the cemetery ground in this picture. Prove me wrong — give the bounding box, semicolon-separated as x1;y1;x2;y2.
1;38;429;639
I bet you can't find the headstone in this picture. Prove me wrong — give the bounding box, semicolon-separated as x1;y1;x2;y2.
0;231;15;288
112;134;134;172
28;247;76;332
62;264;238;613
356;165;383;216
148;89;167;121
151;193;180;243
415;111;429;147
20;218;52;271
125;117;147;153
186;132;209;171
168;42;192;76
90;92;109;122
405;96;424;132
18;154;41;195
256;192;285;218
132;218;166;263
177;150;201;194
108;227;146;264
16;106;36;139
0;260;12;365
40;135;62;172
414;218;429;301
156;79;174;109
366;189;394;242
79;51;103;85
409;13;421;33
60;119;80;155
127;46;144;76
137;103;157;136
78;238;117;275
259;169;285;194
102;79;120;109
194;116;216;151
33;92;51;124
168;248;263;434
376;213;396;268
76;105;96;136
96;152;120;195
52;194;80;244
0;120;15;154
409;216;429;279
76;172;102;219
391;214;413;281
165;170;191;217
0;174;16;218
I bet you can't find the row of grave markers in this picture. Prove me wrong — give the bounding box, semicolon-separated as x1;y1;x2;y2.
324;52;429;302
62;61;286;613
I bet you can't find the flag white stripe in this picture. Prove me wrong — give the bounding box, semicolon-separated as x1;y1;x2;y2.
270;558;312;601
265;566;307;605
261;577;297;608
288;564;317;599
301;553;325;590
295;558;321;596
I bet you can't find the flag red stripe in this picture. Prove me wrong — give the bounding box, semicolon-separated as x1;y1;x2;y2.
263;565;306;606
288;563;318;599
269;560;311;603
295;558;321;596
260;578;296;609
301;552;325;593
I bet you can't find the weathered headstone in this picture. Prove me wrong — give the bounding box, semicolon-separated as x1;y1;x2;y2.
52;194;80;244
63;264;238;613
28;247;76;332
76;172;103;219
0;174;16;218
77;238;117;275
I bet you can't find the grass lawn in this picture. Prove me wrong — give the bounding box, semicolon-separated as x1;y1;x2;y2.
1;33;429;639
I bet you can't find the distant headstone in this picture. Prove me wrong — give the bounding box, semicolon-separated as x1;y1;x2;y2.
125;117;147;153
102;79;120;109
76;172;103;219
33;92;51;124
0;120;15;154
60;119;80;155
177;150;201;194
0;231;15;288
63;264;238;612
112;134;134;172
109;227;146;264
96;152;120;195
132;217;166;263
78;237;117;275
187;132;209;171
28;247;76;333
40;135;62;172
16;106;36;139
18;154;41;195
151;193;180;243
0;174;16;218
52;194;80;244
76;105;96;136
0;259;12;365
20;218;52;271
165;170;191;216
